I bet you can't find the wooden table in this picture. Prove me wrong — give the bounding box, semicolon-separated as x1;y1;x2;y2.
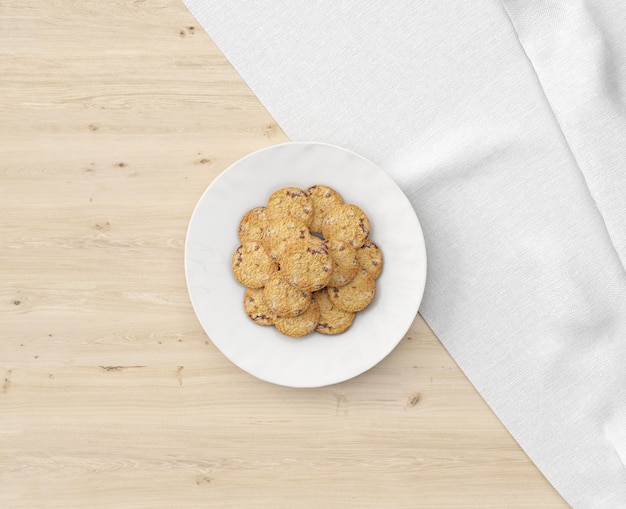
1;1;569;507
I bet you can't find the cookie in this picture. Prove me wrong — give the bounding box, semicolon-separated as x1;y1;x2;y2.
275;297;321;337
267;187;314;227
328;268;376;312
244;287;277;326
314;288;355;335
327;239;359;287
238;206;269;244
306;185;343;233
280;235;332;292
263;272;312;318
321;203;371;248
232;242;278;288
357;240;383;279
263;217;310;261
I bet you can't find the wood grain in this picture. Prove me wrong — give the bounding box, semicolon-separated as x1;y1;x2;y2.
0;1;569;507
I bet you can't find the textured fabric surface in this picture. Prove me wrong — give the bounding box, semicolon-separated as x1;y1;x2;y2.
181;1;626;506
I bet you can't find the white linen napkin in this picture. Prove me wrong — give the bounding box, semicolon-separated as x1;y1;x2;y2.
181;1;626;506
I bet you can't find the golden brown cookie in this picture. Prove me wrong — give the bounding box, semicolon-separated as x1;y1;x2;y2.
266;187;314;227
306;185;344;233
314;288;355;335
275;297;321;337
328;268;376;312
321;203;371;248
263;272;311;317
327;239;359;287
243;287;277;326
263;217;310;261
280;235;332;292
357;240;383;279
232;242;278;288
238;206;269;244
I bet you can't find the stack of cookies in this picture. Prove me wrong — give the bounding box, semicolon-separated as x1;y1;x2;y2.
232;185;383;337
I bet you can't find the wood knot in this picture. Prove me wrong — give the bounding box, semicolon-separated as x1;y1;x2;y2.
408;393;422;407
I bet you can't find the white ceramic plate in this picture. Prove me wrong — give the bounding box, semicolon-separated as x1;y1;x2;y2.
185;142;427;388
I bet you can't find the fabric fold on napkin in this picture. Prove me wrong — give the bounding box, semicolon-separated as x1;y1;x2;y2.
182;1;626;506
502;0;626;272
